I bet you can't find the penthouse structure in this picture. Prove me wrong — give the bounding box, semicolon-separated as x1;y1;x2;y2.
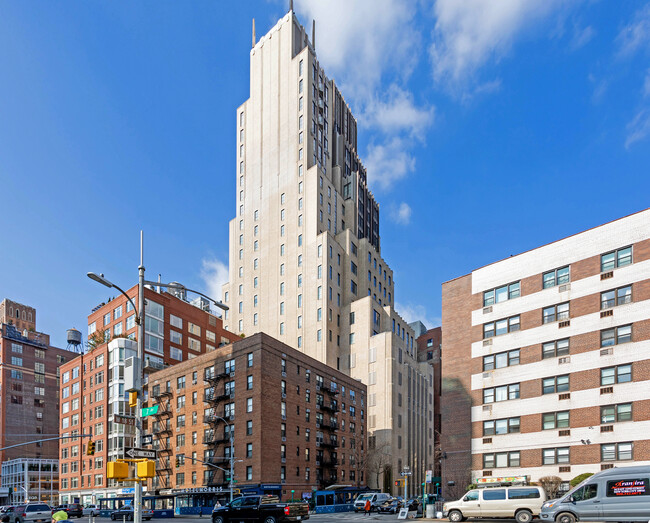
441;209;650;496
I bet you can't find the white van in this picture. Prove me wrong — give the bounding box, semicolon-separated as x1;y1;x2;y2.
443;486;546;523
353;493;391;512
540;465;650;522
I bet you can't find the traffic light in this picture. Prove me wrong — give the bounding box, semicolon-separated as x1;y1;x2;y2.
107;461;128;480
129;391;138;408
137;460;155;478
175;457;180;468
86;440;96;456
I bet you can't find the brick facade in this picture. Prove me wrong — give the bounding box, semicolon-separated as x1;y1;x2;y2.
442;209;650;493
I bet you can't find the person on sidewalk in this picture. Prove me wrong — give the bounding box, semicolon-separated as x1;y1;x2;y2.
364;500;371;516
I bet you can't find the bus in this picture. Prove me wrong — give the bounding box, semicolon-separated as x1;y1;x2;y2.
311;486;377;513
97;495;175;518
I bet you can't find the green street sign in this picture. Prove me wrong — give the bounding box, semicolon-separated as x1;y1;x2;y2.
141;405;159;417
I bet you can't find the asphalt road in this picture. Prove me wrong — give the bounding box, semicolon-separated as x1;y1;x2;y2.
86;514;522;523
86;515;606;523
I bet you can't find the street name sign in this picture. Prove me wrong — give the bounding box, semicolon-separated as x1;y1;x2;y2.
125;447;157;459
141;434;153;446
114;415;136;426
141;405;159;417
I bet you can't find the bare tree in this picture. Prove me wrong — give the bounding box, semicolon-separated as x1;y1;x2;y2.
365;441;392;489
539;476;563;499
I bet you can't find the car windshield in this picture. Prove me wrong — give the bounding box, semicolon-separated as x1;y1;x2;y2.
357;495;372;501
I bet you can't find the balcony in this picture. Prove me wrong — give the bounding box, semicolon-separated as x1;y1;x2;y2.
204;414;235;425
206;470;228;487
323;387;339;396
320;403;339;414
203;434;230;446
204;391;234;403
154;407;172;419
152;389;173;401
320;440;338;449
155;444;172;455
144;359;166;373
204;370;232;384
153;426;173;437
157;460;172;472
322;422;338;432
208;456;231;466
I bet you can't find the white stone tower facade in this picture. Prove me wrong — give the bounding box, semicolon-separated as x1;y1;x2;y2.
222;11;434;493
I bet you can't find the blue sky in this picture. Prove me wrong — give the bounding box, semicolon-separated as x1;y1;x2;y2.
1;1;649;347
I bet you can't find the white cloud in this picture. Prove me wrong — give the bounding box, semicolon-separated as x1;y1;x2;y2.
617;4;650;56
364;137;416;191
390;202;412;225
395;302;440;330
200;257;229;302
361;85;434;140
294;0;420;99
295;0;432;191
430;0;566;91
570;24;595;51
625;108;650;149
644;69;650;97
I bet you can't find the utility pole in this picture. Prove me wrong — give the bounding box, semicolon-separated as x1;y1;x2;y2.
134;231;145;523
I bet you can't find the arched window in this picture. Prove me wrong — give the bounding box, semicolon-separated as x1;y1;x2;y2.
16;309;20;318
9;307;13;317
28;312;33;322
22;311;26;320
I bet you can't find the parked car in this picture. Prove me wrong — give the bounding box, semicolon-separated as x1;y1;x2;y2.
110;506;153;521
443;486;547;523
377;499;402;514
11;504;53;523
540;465;650;523
405;498;422;513
0;507;17;523
353;493;391;512
52;505;83;518
211;495;309;523
82;505;99;517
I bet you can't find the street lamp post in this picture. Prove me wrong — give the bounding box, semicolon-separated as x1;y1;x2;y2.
88;232;146;523
88;232;229;523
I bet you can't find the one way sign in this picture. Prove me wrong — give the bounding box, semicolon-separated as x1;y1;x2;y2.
125;447;157;459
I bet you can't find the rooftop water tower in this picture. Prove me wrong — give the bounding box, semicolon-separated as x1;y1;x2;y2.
66;328;83;353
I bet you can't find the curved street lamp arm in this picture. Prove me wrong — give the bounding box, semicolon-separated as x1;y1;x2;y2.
142;281;229;311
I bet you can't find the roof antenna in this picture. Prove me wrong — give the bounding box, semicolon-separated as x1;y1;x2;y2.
290;0;293;12
312;19;315;49
252;18;256;48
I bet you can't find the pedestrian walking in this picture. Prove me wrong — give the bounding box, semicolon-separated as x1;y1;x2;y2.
364;500;371;516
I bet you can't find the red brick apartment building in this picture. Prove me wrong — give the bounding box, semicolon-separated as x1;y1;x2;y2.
148;333;367;500
58;285;239;504
441;209;650;497
0;299;75;502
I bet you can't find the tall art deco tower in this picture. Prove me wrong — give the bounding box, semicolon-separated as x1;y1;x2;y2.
222;9;434;492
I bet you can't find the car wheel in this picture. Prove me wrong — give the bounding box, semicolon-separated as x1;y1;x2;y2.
448;510;464;522
515;510;532;523
556;513;576;523
110;515;115;521
213;516;225;523
264;516;276;523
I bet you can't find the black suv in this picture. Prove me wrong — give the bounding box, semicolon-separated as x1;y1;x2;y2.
53;505;83;518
